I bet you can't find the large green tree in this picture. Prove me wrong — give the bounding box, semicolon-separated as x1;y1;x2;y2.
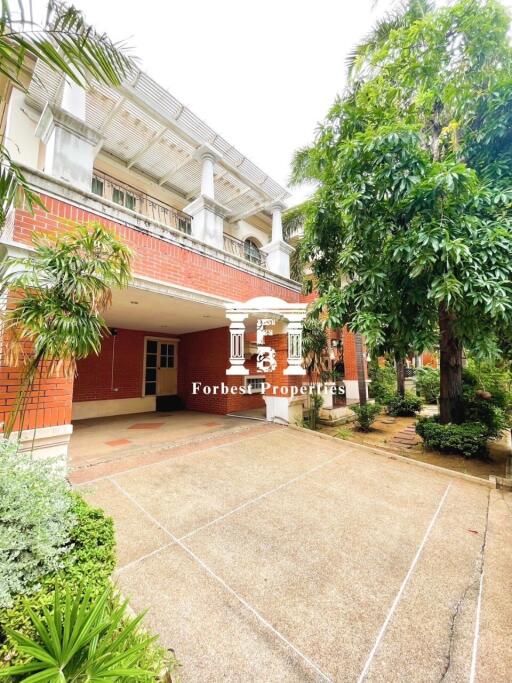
292;0;512;423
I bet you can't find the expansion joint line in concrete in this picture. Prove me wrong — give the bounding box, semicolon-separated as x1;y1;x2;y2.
110;477;334;683
357;483;453;683
469;489;490;683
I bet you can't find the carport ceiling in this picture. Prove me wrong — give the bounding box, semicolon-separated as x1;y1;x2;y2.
104;287;228;334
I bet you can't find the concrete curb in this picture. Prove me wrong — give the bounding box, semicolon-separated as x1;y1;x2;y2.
287;424;496;489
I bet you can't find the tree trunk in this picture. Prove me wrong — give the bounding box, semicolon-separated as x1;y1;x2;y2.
396;358;405;398
439;304;464;424
355;333;367;405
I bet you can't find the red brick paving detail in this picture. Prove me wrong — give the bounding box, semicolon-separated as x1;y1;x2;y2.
70;424;279;485
105;438;132;447
127;423;165;430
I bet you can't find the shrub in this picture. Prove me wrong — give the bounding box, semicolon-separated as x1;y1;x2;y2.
0;440;75;608
0;585;158;682
386;392;423;417
415;367;440;404
416;417;488;458
369;364;396;403
462;394;509;438
350;403;381;431
0;493;115;660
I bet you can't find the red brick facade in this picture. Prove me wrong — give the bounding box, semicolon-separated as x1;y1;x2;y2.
2;195;364;432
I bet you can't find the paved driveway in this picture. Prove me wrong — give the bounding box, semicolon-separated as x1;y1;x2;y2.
77;422;512;682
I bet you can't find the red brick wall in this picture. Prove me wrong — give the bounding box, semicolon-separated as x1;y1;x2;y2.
13;199;304;304
0;361;73;432
3;196;308;430
178;326;265;414
73;328;181;403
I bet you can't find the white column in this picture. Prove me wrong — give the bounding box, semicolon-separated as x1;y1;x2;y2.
283;312;306;376
225;313;249;375
184;144;225;249
200;151;216;199
271;202;284;241
61;78;86;121
261;201;294;279
35;81;101;192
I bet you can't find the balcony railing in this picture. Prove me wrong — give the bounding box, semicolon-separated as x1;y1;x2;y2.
91;171;192;235
92;171;268;269
223;234;266;268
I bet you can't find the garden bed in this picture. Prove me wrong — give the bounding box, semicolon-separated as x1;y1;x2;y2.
320;414;510;480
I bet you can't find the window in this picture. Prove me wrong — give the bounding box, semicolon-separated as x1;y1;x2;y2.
112;188;137;211
144;340;157;396
244;376;266;394
159;343;175;369
244;238;261;264
91;176;104;197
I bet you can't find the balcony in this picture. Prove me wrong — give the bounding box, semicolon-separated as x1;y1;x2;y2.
91;171;192;236
92;171;267;268
223;234;266;268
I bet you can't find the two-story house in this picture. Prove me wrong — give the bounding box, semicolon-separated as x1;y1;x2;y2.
0;58;365;459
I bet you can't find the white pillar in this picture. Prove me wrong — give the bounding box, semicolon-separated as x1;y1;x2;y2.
283;312;306;376
35;81;101;192
261;201;294;279
61;78;86;121
200;151;216;199
184;144;225;249
271;202;284;241
225;313;249;375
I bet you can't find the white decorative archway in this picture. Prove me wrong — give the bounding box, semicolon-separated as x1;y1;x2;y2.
225;297;308;377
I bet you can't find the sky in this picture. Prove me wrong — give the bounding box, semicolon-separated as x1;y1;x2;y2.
35;0;512;206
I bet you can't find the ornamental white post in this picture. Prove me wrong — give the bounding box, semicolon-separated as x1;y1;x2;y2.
226;313;249;375
283;312;306;375
199;149;216;199
271;201;284;241
261;201;294;279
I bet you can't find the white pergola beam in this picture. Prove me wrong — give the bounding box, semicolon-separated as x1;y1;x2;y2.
127;126;167;169
158;155;193;186
228;195;287;222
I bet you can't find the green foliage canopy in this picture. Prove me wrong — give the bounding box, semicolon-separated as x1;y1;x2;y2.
293;0;512;362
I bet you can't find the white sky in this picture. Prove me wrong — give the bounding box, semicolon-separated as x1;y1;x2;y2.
39;0;512;206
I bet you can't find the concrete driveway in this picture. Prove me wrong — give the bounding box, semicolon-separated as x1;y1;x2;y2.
77;422;512;682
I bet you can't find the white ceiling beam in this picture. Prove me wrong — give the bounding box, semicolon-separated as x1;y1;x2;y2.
228;194;288;222
158;155;192;186
184;168;230;200
222;186;252;206
127;126;167;169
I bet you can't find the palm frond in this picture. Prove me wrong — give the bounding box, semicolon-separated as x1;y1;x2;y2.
0;146;46;229
0;0;135;88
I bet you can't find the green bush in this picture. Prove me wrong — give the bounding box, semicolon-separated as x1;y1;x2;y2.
416;417;488;458
0;493;115;657
415;367;440;404
0;440;75;608
463;362;512;409
369;364;396;403
386;392;423;417
350;403;381;431
462;394;509;438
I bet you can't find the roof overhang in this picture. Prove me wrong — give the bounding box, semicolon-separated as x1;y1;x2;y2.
26;62;290;221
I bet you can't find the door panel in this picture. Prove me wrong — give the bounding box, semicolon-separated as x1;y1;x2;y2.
157;342;177;395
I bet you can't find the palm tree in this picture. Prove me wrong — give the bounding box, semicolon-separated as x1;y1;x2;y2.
0;0;135;228
0;222;131;435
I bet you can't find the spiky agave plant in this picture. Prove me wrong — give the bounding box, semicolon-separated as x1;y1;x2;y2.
0;585;157;681
0;222;131;436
